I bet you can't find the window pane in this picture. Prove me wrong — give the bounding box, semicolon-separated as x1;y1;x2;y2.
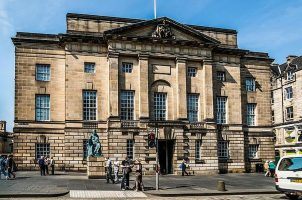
127;139;134;159
246;78;255;91
217;71;225;81
216;97;227;124
218;141;228;158
122;62;133;73
154;93;167;121
247;104;256;126
35;143;50;159
187;67;197;77
187;94;199;122
248;144;258;159
36;64;50;81
84;62;95;73
120;91;134;120
35;95;50;121
83;91;97;121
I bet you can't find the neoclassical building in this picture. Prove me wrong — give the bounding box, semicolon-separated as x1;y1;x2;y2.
271;55;302;158
12;13;274;174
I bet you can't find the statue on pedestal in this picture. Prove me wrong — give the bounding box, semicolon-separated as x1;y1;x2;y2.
87;129;102;157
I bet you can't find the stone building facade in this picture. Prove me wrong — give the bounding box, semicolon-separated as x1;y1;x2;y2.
271;56;302;158
12;13;274;174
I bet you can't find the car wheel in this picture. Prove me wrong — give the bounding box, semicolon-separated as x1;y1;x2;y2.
285;194;299;200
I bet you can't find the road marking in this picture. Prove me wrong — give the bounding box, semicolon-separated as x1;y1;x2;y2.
70;190;147;198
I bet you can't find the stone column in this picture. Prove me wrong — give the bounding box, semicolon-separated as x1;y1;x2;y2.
108;52;119;118
138;54;149;119
176;57;187;120
203;59;214;121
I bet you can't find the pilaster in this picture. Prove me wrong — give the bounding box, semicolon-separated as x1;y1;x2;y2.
203;59;214;121
138;54;149;119
176;57;187;120
108;52;119;118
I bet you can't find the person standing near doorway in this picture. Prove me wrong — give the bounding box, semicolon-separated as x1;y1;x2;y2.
38;156;45;176
50;157;55;175
105;157;115;184
114;157;120;183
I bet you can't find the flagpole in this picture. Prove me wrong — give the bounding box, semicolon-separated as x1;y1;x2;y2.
154;0;157;19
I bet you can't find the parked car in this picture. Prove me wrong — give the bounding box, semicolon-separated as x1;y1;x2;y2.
275;155;302;200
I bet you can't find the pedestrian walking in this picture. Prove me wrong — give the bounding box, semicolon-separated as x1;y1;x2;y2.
38;156;45;176
121;156;132;190
114;157;120;183
50;157;55;175
268;161;276;177
0;155;8;180
105;157;115;184
134;158;144;192
7;155;16;179
264;160;270;177
45;156;50;175
180;159;189;176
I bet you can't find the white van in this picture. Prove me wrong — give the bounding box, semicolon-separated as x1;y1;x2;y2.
275;155;302;200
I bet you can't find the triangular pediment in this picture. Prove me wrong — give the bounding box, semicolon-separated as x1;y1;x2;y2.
104;17;220;45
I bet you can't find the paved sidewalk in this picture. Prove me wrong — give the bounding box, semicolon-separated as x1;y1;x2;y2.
0;171;278;198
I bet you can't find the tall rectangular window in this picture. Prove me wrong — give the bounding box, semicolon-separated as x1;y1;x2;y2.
195;140;201;160
247;104;256;126
218;141;228;159
120;91;134;120
35;143;50;159
285;86;293;99
187;94;199;122
84;62;95;73
217;71;226;81
187;67;197;77
83;91;97;121
127;139;134;159
154;93;167;121
36;64;50;81
83;139;88;160
122;62;133;73
286;106;294;120
35;95;50;121
287;71;294;81
216;96;227;124
246;78;256;91
248;144;259;159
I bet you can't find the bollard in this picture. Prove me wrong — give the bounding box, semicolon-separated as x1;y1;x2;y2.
217;180;226;191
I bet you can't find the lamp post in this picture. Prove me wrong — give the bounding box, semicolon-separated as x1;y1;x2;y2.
155;122;159;190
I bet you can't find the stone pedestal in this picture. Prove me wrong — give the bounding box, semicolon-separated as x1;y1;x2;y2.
87;156;105;179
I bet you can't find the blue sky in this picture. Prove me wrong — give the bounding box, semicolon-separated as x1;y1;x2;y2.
0;0;302;131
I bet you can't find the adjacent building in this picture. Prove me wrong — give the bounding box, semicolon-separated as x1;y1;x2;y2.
271;55;302;158
0;121;13;155
12;13;274;174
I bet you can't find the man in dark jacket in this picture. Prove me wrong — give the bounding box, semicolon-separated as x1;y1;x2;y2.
7;155;16;179
38;156;45;176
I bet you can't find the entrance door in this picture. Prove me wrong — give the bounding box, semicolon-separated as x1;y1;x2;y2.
158;140;174;174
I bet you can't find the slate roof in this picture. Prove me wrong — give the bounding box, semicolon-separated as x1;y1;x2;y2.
273;56;302;76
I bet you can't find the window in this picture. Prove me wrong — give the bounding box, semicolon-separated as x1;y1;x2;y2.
245;78;256;92
217;71;226;81
120;91;134;120
84;62;95;73
286;106;294;120
278;157;302;171
286;71;294;81
83;91;97;121
216;96;227;124
285;86;293;99
122;62;133;73
36;64;50;81
127;139;134;159
35;95;50;121
187;67;197;77
218;141;228;159
247;104;256;126
195;140;201;160
248;144;259;159
187;94;199;122
83;139;88;160
35;143;50;159
154;93;167;121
